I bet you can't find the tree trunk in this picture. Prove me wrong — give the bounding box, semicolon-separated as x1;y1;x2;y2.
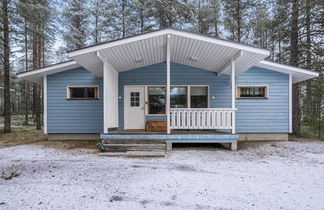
122;0;126;38
290;0;300;136
236;0;241;42
304;0;312;117
24;19;29;125
2;0;11;133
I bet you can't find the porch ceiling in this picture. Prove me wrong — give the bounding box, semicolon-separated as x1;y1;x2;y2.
68;29;270;77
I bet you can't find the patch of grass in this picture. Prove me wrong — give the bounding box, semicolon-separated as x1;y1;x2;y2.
0;128;47;148
1;171;21;180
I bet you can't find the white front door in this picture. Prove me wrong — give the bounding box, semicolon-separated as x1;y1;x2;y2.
124;86;145;129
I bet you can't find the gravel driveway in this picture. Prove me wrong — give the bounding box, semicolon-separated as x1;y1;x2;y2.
0;140;324;210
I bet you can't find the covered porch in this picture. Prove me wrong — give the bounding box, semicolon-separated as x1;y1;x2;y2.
68;29;270;139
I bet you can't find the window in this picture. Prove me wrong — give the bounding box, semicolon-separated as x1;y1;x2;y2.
130;92;140;107
237;86;268;98
170;87;187;108
190;87;208;108
148;87;165;114
68;86;99;99
147;86;209;114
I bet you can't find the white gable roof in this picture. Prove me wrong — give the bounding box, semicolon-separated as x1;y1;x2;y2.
17;28;319;84
68;28;270;76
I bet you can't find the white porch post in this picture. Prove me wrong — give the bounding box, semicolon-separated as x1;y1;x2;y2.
166;34;171;134
43;75;47;134
231;57;236;134
103;64;108;133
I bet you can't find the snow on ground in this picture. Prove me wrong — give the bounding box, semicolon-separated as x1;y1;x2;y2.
0;140;324;210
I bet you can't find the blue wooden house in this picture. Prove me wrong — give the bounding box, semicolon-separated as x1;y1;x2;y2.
17;29;319;151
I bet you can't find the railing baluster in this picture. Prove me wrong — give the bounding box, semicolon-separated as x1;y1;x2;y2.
169;108;236;130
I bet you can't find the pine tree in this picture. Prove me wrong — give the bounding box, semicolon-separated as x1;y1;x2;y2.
152;0;193;29
1;0;11;133
290;0;300;136
223;0;255;43
63;0;89;50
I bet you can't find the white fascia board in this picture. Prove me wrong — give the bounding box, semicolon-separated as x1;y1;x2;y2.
68;29;271;57
258;60;319;77
170;30;270;56
68;30;169;57
17;60;80;79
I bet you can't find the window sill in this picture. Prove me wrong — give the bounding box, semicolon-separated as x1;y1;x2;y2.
236;97;268;99
67;98;99;100
146;114;166;117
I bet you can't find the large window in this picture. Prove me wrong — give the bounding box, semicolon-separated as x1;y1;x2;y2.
237;86;268;98
148;87;166;114
170;87;187;108
67;86;99;100
190;87;208;108
147;86;208;114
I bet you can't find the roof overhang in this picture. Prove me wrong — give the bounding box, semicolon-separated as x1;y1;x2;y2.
256;60;319;83
16;29;319;84
68;28;271;76
16;60;80;84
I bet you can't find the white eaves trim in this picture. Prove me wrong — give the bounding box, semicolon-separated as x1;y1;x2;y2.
257;60;319;83
68;29;270;57
17;60;80;78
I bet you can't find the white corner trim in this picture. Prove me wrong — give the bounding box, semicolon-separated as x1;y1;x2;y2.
43;75;47;134
289;74;292;133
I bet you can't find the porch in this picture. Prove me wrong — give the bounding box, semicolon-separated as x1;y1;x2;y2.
99;130;238;152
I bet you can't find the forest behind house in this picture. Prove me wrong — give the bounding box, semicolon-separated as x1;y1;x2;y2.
0;0;323;138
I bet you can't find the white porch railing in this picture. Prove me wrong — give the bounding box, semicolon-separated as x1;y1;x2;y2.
170;108;236;130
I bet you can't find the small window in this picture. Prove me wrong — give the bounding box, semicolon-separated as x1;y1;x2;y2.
237;86;268;98
190;87;208;108
148;87;166;114
68;86;99;99
130;92;140;107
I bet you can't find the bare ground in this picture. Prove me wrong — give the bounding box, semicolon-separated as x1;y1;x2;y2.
0;139;324;210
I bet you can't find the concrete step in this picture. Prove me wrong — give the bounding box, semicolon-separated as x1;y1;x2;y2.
102;139;165;144
102;143;166;151
98;151;166;158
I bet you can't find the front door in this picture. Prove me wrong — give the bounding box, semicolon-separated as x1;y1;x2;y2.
124;86;145;129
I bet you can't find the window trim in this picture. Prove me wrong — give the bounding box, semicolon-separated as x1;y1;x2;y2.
147;86;166;115
236;85;269;99
146;85;209;116
67;86;99;100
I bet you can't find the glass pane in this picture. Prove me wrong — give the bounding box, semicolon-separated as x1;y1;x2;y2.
148;87;165;114
70;87;96;99
239;87;266;97
190;87;208;108
130;92;140;107
170;87;187;108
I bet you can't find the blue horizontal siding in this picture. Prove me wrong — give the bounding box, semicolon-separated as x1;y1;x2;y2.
119;63;289;133
47;67;103;133
119;62;231;130
45;63;289;134
236;67;289;133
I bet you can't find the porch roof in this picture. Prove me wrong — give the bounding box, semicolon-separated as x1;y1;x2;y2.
17;28;319;84
68;28;270;76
